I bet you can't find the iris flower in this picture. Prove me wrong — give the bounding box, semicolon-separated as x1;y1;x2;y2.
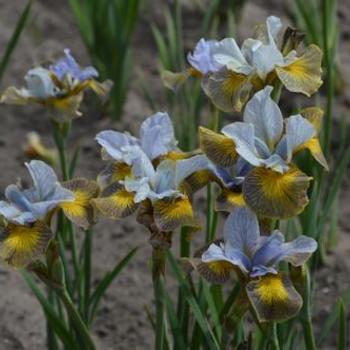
0;160;98;267
191;207;317;322
0;49;112;121
92;145;209;232
199;86;327;218
163;16;322;113
95;112;181;188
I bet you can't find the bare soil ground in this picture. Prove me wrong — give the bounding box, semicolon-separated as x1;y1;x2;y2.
0;1;349;349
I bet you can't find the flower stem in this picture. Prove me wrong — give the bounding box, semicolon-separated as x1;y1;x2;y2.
83;229;93;322
152;248;166;350
301;268;316;350
271;323;280;350
52;120;70;181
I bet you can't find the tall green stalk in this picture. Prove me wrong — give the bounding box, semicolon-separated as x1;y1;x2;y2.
152;248;167;350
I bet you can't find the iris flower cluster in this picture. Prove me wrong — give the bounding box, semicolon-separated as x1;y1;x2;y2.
0;15;325;326
93;112;210;240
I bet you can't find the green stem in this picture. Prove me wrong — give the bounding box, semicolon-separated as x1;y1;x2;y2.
271;323;280;350
52;121;70;181
301;269;316;350
322;0;335;157
83;229;93;323
152;248;166;350
47;290;59;350
58;289;96;350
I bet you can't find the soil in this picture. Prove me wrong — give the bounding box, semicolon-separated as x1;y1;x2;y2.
0;1;349;349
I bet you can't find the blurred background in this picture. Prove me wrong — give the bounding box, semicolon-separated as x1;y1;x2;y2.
0;0;349;349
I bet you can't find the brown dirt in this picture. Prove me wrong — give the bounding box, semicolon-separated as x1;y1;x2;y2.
0;1;349;349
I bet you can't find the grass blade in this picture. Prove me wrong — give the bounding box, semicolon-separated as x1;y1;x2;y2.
22;271;79;350
318;288;350;346
166;251;220;349
0;0;32;82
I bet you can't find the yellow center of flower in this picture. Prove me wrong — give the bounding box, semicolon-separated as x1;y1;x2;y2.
111;190;136;209
60;190;90;218
226;191;245;207
256;274;289;304
222;72;247;96
259;168;296;199
111;162;132;182
158;196;193;221
4;225;41;254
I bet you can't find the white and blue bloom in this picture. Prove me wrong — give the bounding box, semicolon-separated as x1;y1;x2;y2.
95;112;179;187
50;49;98;82
199;86;328;218
164;16;322;112
196;207;317;322
0;49;112;121
92;145;209;231
0;160;74;225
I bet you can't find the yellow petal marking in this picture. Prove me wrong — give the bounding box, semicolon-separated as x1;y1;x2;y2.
275;44;323;96
255;274;289;304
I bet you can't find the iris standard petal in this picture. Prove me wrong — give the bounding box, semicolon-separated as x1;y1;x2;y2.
24;67;58;99
212;38;252;74
50;49;99;81
139;112;177;160
285;114;316;162
222;122;263;167
123;146;156;181
243;86;283;149
223;207;259;258
275;44;323;96
25;160;59;199
123;177;152;203
187;38;223;74
202;242;251;277
175;154;210;188
95;130;138;161
246;273;302;322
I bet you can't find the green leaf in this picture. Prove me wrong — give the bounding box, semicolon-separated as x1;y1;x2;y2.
0;0;32;83
318;288;350;346
88;247;138;322
337;299;346;350
22;271;79;350
166;251;220;349
162;285;186;349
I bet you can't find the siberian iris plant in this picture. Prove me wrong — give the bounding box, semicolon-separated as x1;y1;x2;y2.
0;49;112;121
200;86;328;218
189;207;317;322
163;15;322;113
0;160;98;267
